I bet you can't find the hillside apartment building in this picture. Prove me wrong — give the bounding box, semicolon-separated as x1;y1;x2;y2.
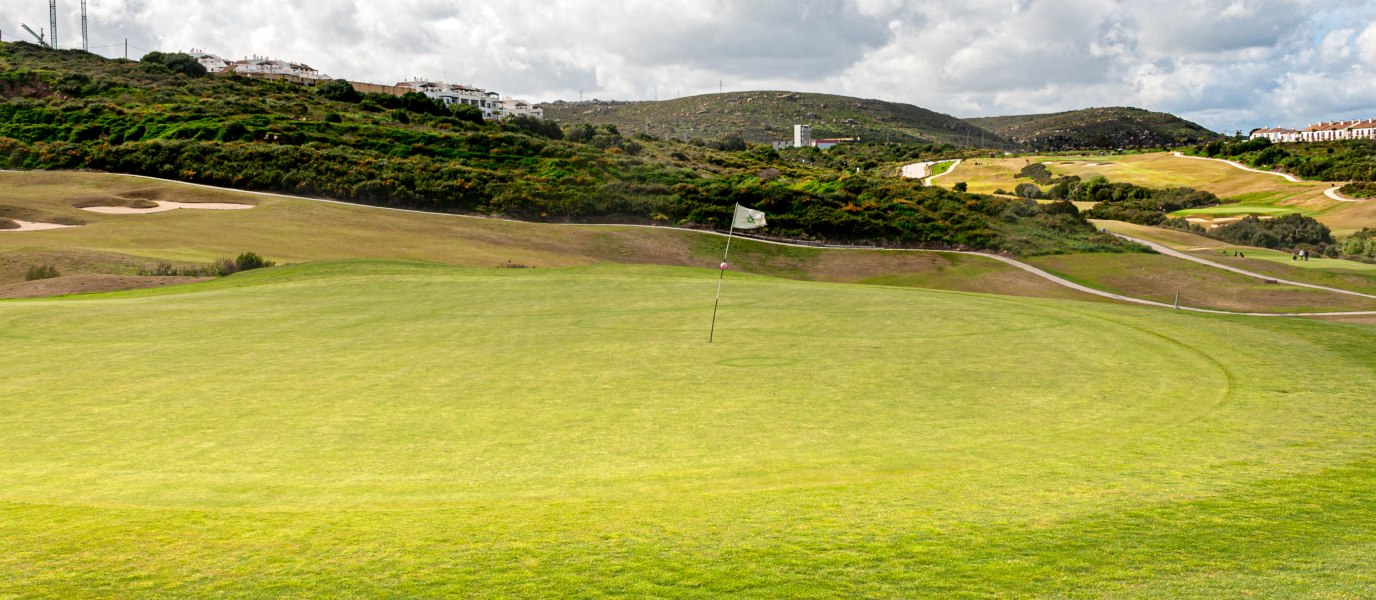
393;79;544;120
1250;119;1376;143
184;52;541;121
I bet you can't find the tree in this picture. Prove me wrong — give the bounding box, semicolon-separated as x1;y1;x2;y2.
139;52;207;78
954;182;968;192
317;79;363;103
508;115;562;139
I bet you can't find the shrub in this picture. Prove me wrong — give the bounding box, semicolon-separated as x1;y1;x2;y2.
317;79;363;103
954;182;968;192
25;264;60;280
139;52;207;78
508;115;562;139
451;104;484;125
234;252;274;271
324;112;342;123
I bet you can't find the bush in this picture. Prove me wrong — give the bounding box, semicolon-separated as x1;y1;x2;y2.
317;79;363;103
324;112;342;123
954;182;968;192
25;264;60;281
508;115;562;139
139;52;207;78
234;252;274;271
451;104;484;125
1210;214;1332;250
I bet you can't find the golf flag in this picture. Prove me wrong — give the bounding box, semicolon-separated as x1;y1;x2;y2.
733;204;767;229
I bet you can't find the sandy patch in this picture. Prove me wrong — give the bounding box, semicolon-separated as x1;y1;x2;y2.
0;220;80;232
0;274;214;299
80;201;255;214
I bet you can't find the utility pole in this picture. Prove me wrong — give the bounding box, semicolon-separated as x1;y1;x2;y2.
49;0;57;49
81;0;87;52
124;38;127;59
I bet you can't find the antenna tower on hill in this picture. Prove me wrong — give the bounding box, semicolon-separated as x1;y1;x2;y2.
81;0;88;52
49;0;57;48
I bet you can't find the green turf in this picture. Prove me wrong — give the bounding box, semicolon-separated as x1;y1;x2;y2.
2;260;1376;597
1171;204;1305;217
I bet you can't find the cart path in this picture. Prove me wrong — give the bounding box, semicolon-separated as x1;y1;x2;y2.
1324;187;1361;202
9;169;1376;318
1111;232;1376;301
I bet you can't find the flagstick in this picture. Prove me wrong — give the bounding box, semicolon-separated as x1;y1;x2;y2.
709;222;736;343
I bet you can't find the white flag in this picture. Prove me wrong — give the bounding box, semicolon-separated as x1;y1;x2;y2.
732;204;767;229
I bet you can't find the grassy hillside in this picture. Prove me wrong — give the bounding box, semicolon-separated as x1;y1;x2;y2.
542;91;1014;148
4;260;1376;596
0;170;1095;302
0;41;1128;255
965;107;1220;150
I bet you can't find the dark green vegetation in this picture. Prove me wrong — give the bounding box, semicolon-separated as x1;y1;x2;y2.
1341;182;1376;198
0;42;1138;255
23;264;59;280
1063;173;1337;252
1342;228;1376;262
4;260;1376;597
137;251;275;277
1190;137;1376;181
1208;214;1335;253
1077;176;1224;225
964;107;1219;150
542;91;1013;148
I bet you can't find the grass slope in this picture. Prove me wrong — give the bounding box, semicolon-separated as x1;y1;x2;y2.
964;107;1220;149
542;91;1012;147
0;171;1091;300
2;260;1376;597
948;152;1376;234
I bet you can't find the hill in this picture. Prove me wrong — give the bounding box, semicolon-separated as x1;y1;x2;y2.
964;107;1220;150
0;41;1131;256
541;91;1015;148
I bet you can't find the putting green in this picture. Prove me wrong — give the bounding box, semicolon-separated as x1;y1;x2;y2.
2;260;1376;597
1172;204;1303;217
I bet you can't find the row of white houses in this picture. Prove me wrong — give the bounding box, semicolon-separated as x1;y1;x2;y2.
1250;119;1376;143
185;51;542;120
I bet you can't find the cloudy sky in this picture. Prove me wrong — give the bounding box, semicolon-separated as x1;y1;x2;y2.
4;0;1375;133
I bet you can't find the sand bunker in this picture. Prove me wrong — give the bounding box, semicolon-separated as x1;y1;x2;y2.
0;220;80;232
1186;215;1275;228
80;201;254;214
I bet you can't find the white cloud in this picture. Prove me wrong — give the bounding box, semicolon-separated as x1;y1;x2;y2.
1;0;1374;133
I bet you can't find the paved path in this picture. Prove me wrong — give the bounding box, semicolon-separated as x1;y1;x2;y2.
1324;187;1360;202
924;159;961;186
9;169;1376;318
900;159;959;185
1111;232;1376;301
1170;152;1303;182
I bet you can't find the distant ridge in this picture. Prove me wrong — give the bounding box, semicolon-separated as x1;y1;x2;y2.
963;107;1220;150
542;91;1015;148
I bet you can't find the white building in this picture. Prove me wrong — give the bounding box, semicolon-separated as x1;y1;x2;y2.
794;124;812;148
1254;120;1376;143
224;56;331;82
393;79;544;121
396;79;496;120
186;50;229;73
499;96;544;119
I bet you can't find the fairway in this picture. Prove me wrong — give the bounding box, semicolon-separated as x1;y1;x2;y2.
3;260;1376;597
945;153;1376;235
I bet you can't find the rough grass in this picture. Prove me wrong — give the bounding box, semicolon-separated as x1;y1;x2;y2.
1;260;1375;597
1024;252;1376;312
0;170;1076;299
